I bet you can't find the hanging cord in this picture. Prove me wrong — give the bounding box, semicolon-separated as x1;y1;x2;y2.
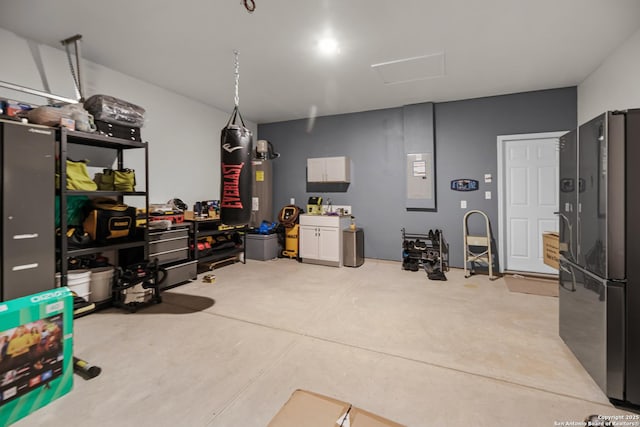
234;50;240;107
243;0;255;13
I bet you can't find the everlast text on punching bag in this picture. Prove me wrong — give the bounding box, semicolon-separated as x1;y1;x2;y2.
220;106;252;225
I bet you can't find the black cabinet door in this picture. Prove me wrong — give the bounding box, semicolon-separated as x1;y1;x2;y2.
2;123;55;301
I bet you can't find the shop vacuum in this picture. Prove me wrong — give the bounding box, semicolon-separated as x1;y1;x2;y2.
278;205;302;259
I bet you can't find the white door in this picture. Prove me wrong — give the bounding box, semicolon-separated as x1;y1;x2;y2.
318;226;339;262
299;226;319;259
498;132;563;274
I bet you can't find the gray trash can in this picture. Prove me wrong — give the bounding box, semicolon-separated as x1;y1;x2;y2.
343;228;364;267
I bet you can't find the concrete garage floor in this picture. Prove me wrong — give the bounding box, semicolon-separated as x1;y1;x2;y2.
14;259;634;426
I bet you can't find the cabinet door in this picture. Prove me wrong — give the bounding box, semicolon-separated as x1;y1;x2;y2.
2;124;55;300
299;225;319;259
318;226;340;262
307;158;325;182
324;157;349;182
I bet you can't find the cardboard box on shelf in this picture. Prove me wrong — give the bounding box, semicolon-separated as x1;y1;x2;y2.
184;210;220;221
542;232;559;270
268;389;405;427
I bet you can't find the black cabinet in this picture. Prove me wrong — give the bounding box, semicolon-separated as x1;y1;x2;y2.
57;128;149;288
1;121;56;301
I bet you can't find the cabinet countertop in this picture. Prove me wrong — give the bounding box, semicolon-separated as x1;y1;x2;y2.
300;214;351;227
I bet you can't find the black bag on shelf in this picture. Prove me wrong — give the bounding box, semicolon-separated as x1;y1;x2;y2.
83;198;136;243
84;94;145;128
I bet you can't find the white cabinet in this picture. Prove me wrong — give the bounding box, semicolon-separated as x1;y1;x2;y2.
306;158;326;182
317;226;340;261
299;214;350;267
307;156;350;183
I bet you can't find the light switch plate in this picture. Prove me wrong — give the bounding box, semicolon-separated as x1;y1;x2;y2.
460;200;467;209
485;191;491;200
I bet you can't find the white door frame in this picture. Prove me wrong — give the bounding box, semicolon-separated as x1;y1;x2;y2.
496;131;566;273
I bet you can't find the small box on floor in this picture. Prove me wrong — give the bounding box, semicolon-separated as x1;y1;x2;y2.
268;389;405;427
0;287;74;425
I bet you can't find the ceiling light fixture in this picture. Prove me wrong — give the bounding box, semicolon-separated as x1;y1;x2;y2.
318;37;340;56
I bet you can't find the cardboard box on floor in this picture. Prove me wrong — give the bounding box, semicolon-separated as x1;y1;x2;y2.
268;389;405;427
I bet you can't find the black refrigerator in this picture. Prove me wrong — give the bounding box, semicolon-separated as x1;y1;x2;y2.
558;109;640;407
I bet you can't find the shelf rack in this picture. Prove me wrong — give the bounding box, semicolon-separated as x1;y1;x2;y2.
185;218;247;270
401;228;449;278
57;128;149;288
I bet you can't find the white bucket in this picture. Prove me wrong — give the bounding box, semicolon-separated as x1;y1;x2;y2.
56;269;91;299
88;267;114;303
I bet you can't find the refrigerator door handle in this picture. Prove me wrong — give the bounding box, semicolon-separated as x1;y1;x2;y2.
559;262;577;292
554;211;576;262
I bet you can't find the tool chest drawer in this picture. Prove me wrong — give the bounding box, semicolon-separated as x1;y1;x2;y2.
150;248;190;265
149;227;189;265
160;260;197;290
149;236;189;255
149;227;189;242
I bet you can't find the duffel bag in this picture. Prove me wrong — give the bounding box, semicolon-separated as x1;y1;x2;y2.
83;198;136;243
84;95;145;128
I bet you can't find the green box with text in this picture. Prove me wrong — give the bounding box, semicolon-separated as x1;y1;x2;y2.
0;287;74;426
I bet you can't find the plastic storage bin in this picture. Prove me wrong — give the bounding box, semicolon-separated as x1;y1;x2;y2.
245;234;279;260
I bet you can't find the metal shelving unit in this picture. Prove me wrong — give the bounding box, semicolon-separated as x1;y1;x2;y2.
57;128;149;288
185;219;247;270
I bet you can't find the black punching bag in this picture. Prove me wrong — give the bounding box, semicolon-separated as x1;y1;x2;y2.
220;106;253;225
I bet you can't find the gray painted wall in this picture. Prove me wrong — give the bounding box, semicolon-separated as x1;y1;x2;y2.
258;87;577;267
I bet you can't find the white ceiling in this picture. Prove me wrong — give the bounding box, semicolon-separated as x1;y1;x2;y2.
1;0;639;124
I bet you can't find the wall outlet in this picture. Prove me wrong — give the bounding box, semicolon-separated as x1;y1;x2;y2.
460;200;467;209
485;191;492;200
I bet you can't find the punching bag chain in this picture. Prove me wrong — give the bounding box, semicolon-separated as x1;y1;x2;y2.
234;50;240;107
